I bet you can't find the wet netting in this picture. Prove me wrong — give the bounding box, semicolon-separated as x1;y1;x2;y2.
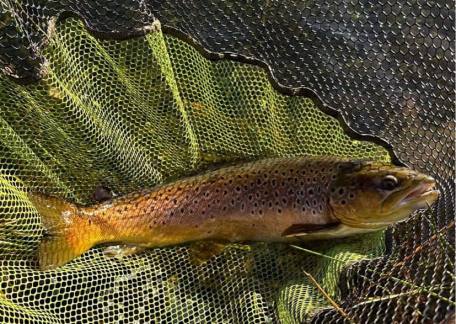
0;0;454;323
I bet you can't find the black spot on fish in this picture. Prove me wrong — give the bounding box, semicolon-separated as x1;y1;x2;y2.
338;188;345;195
308;189;314;196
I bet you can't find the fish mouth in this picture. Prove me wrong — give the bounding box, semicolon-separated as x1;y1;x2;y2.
398;178;439;208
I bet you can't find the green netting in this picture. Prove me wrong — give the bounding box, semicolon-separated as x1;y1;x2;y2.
0;18;393;323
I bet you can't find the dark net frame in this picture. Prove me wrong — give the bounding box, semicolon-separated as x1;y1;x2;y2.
0;0;454;323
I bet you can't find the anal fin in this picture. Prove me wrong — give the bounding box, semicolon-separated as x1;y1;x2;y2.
103;245;147;260
188;241;227;266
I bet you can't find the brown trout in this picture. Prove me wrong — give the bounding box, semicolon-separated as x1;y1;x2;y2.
29;157;439;270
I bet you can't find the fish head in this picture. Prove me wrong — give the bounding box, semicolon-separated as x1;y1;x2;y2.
329;161;439;229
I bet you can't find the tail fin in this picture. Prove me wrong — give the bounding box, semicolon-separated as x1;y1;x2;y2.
28;193;94;270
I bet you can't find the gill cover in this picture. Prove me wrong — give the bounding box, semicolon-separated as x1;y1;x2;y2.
329;161;438;229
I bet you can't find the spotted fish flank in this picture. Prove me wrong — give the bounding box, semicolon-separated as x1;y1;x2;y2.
29;156;439;270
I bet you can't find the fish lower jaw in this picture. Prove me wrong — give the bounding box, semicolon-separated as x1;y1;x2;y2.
398;189;439;209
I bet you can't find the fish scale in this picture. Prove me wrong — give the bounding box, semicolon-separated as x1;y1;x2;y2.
28;156;439;270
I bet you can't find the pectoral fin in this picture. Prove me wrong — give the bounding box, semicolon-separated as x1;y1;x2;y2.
282;222;341;237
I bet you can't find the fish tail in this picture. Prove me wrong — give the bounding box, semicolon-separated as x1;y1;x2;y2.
28;193;95;270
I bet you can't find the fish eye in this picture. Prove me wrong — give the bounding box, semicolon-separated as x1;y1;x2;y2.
379;175;399;190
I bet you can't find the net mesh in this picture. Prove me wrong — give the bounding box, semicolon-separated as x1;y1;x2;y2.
0;0;454;323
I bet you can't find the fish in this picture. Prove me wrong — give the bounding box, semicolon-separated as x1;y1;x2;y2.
28;156;439;270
